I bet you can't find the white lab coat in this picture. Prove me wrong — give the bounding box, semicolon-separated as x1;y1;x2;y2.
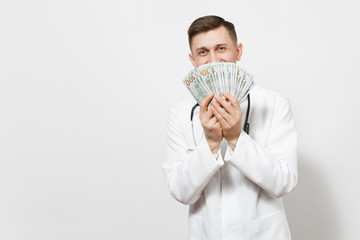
162;84;297;240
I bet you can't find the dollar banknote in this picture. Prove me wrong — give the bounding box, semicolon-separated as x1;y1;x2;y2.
183;62;254;104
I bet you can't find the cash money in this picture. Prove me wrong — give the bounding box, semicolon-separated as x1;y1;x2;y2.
183;62;254;104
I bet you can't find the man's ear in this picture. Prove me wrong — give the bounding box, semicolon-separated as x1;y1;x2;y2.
189;53;197;68
236;43;243;61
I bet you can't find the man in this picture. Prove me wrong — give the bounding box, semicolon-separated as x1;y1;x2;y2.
162;15;297;240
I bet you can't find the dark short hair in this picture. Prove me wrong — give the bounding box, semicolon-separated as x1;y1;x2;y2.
187;15;237;50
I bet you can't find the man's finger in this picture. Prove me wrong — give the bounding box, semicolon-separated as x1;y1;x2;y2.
207;115;219;126
214;94;235;116
200;93;214;115
211;98;230;121
222;91;240;109
202;103;215;121
211;104;230;128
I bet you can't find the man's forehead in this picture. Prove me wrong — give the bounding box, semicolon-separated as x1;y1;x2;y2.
190;26;236;51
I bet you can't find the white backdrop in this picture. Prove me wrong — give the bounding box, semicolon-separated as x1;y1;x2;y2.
1;0;360;239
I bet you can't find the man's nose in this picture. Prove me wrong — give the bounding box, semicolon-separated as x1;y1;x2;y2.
209;52;219;63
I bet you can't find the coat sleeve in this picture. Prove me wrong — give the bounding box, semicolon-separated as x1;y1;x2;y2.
162;107;224;205
227;96;298;198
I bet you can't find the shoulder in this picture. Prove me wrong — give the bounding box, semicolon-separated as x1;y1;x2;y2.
250;84;294;124
251;84;288;102
250;84;291;111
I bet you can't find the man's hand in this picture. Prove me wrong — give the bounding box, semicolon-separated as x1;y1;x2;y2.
212;91;243;150
199;93;223;154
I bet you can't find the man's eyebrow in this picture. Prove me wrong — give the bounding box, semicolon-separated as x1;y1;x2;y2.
195;43;228;52
195;47;208;52
216;43;228;48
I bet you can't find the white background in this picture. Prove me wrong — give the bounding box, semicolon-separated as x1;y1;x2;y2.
1;0;360;239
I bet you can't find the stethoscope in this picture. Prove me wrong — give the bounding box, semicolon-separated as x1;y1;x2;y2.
190;94;250;146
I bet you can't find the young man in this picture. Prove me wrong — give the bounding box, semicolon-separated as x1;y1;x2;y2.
162;15;297;240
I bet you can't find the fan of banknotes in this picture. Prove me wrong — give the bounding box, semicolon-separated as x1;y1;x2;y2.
183;62;254;104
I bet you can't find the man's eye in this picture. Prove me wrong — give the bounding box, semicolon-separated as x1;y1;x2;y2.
218;47;225;51
198;50;207;55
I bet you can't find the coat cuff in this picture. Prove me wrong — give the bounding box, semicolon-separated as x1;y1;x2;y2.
197;136;224;168
223;131;251;163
